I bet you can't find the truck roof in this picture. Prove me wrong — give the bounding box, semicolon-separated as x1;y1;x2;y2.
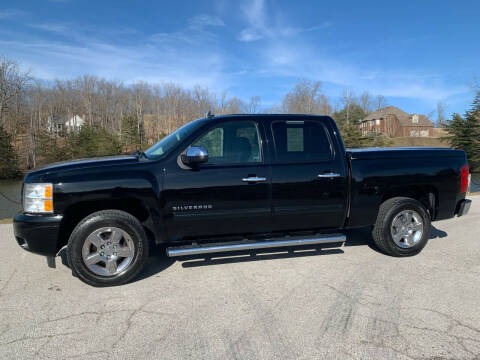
201;113;332;120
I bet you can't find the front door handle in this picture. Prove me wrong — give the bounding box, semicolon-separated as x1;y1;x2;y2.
317;172;341;178
242;176;267;183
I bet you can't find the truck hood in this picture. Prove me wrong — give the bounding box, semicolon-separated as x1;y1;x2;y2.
25;154;139;180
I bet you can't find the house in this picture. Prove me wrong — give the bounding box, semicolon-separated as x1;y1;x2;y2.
47;115;85;133
359;106;434;137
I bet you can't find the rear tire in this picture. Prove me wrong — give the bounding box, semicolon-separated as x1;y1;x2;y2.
67;210;149;287
372;197;430;257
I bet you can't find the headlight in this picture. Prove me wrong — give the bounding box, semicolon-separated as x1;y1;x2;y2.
23;183;53;214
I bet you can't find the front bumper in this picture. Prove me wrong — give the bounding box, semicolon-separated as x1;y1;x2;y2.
13;213;63;256
456;199;472;217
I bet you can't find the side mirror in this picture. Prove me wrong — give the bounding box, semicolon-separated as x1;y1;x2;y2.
181;146;208;167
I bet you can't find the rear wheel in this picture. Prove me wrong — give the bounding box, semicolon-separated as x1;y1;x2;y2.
372;197;431;256
67;210;149;287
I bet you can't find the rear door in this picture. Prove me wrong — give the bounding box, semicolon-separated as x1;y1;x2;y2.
267;117;348;231
163;119;271;241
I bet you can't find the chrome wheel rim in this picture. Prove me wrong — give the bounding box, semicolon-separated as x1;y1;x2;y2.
390;210;424;248
82;227;135;277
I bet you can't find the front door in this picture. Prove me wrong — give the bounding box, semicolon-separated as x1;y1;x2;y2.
163;119;271;241
267;118;348;232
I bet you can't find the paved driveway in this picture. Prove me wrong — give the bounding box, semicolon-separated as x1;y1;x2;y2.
1;196;479;359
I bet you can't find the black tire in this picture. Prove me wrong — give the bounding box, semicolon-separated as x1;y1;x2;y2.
67;210;149;287
372;197;431;257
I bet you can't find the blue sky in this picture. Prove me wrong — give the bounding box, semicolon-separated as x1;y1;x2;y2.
0;0;479;117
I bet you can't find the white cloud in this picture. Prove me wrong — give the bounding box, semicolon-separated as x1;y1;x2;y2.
306;22;334;32
188;14;225;29
237;0;334;42
238;28;262;42
0;13;231;91
28;23;69;33
234;0;466;103
237;0;268;41
0;1;470;109
0;9;26;19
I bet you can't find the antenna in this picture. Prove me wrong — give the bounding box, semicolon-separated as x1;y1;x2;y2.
205;110;214;119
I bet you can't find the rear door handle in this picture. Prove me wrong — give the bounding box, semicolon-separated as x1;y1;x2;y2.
242;177;267;183
317;172;341;178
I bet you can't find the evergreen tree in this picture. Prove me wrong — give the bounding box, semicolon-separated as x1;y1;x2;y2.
121;114;145;150
68;125;122;159
340;121;365;148
333;104;367;128
0;125;21;179
445;92;480;171
36;130;69;164
333;104;391;148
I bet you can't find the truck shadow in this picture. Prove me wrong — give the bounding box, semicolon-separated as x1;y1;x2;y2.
178;246;345;268
344;224;448;250
177;224;448;269
59;246;176;282
58;224;448;283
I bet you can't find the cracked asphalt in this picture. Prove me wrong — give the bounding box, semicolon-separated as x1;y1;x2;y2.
1;196;479;360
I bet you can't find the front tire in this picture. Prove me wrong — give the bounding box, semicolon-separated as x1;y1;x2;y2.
372;197;431;257
67;210;149;287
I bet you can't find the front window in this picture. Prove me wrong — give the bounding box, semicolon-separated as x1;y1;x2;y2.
191;121;262;165
145;118;208;159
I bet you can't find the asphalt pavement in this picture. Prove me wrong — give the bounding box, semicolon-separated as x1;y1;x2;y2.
1;196;479;359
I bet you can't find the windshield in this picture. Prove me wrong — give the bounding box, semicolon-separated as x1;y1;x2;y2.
145;118;207;159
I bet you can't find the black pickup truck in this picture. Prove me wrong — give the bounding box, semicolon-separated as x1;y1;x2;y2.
13;114;472;286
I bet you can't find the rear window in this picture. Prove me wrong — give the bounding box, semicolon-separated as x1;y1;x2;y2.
271;120;332;162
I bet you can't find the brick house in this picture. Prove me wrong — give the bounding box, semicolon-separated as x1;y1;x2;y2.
359;106;434;137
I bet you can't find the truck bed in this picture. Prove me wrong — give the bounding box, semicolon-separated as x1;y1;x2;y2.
345;147;467;228
347;147;466;160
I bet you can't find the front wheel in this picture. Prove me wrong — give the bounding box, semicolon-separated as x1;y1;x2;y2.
67;210;149;287
372;197;431;257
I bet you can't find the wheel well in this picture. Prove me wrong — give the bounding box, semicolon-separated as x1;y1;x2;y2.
57;198;151;252
381;186;438;220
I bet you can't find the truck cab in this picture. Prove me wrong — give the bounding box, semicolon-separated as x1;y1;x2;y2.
159;115;349;241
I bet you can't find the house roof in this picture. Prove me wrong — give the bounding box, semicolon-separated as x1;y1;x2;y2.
364;105;433;127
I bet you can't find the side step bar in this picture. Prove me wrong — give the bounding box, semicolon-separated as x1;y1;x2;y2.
166;233;346;257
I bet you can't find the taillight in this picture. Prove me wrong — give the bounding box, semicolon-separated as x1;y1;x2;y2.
460;165;469;193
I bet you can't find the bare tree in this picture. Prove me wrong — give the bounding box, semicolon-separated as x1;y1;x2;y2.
340;87;356;124
247;96;261;113
132;81;151;143
436;101;447;127
224;97;245;114
359;91;373;114
282;80;331;114
375;95;387;110
0;58;31;131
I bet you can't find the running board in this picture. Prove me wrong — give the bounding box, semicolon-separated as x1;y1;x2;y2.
166;233;346;257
